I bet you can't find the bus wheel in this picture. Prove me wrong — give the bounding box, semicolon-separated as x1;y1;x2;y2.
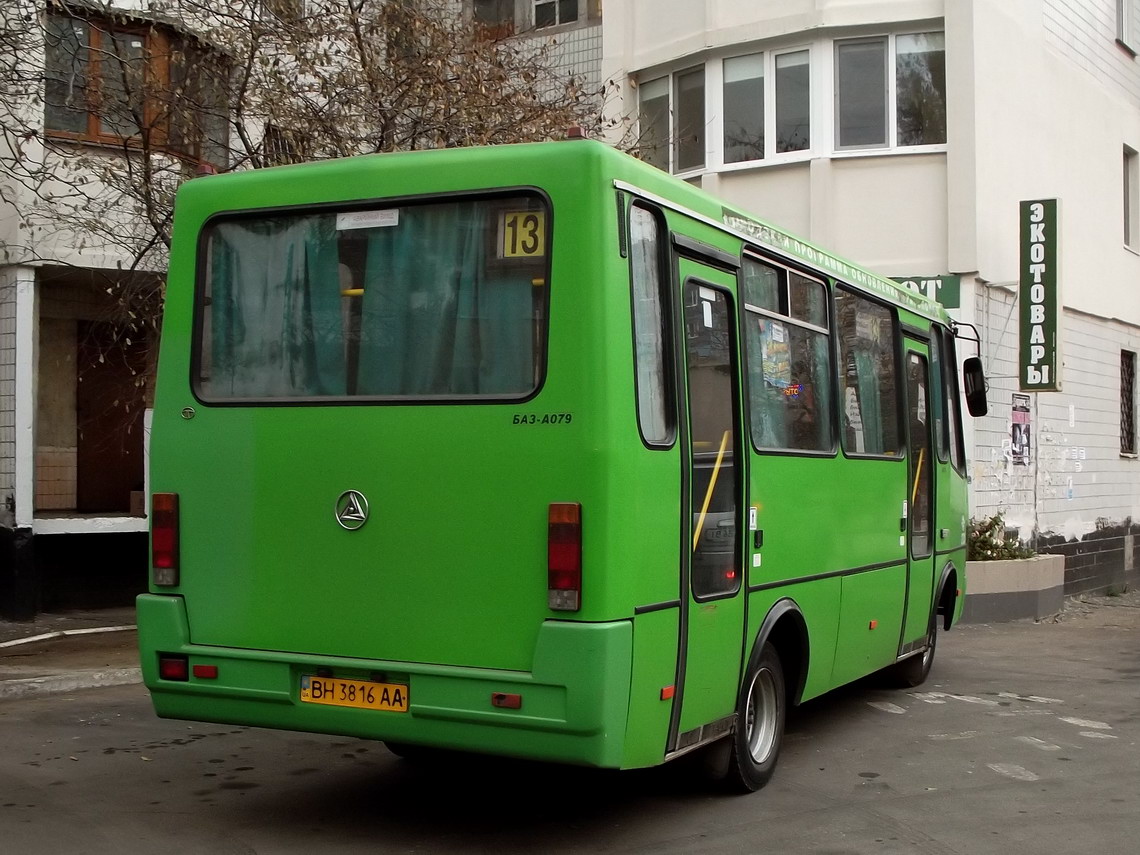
888;617;937;688
727;642;786;793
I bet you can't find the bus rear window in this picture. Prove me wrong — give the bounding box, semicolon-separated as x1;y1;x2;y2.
195;195;549;401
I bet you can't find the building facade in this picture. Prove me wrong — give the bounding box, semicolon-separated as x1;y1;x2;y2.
601;0;1140;595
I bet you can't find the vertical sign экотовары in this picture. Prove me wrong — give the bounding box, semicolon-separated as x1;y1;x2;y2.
1020;199;1061;392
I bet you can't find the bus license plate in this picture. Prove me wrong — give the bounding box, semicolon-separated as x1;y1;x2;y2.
300;675;409;712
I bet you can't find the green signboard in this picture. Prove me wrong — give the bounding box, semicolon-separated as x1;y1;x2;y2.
889;275;961;308
1019;199;1061;392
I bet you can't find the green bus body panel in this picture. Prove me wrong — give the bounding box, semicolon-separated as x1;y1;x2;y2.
745;581;839;703
622;609;680;768
832;565;908;685
139;595;633;767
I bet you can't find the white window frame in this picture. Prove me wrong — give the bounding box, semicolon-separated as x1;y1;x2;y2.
1126;145;1139;251
1119;0;1138;55
533;0;579;30
833;31;947;154
637;67;711;177
709;44;816;173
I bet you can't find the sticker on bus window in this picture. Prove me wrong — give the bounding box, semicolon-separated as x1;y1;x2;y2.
337;209;400;230
500;211;546;258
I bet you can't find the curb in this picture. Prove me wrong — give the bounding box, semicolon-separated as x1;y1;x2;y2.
0;625;137;649
0;668;143;701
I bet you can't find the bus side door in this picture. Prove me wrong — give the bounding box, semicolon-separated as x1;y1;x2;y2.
671;261;748;746
901;338;937;649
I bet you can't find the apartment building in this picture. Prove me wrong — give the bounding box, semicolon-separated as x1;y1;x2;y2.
601;0;1140;594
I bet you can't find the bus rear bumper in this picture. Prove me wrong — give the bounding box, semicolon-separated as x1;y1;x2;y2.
137;594;634;768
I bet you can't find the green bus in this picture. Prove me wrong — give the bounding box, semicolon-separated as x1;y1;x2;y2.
139;139;987;792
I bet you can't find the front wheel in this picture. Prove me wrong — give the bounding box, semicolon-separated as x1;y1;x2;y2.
725;642;786;793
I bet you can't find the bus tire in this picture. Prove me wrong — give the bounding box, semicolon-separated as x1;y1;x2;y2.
726;641;786;793
888;615;937;688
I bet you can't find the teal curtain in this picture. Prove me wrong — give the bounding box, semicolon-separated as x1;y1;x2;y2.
854;349;883;453
355;204;535;396
208;217;344;397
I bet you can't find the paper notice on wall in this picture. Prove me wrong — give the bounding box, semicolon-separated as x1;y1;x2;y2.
1011;393;1031;466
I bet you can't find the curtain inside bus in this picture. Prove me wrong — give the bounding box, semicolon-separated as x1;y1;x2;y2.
208;217;346;397
355;203;535;396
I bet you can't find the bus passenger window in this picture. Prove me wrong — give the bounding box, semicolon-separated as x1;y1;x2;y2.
629;206;672;444
835;288;900;456
742;258;833;452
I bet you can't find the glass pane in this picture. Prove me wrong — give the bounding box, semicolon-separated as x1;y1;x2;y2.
775;51;810;153
907;353;933;557
741;258;780;312
896;32;946;146
674;67;705;171
98;31;146;138
630;207;671;444
746;316;833;452
836;289;900;455
789;272;828;327
558;0;577;23
944;331;964;470
836;39;886;148
199;197;549;400
535;1;555;28
639;77;669;170
723;54;764;163
685;284;739;598
44;16;89;134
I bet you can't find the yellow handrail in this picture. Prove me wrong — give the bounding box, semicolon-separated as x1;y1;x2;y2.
693;429;731;553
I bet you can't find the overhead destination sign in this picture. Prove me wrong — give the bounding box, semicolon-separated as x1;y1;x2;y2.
1019;199;1061;392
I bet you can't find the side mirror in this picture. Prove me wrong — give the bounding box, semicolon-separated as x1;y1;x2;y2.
963;356;988;417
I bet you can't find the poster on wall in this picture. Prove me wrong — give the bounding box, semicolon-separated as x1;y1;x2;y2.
1011;393;1031;465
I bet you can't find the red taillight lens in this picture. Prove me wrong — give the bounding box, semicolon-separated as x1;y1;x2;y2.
151;492;180;587
548;503;582;611
158;654;189;681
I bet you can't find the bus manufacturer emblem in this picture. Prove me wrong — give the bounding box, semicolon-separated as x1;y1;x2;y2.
335;490;369;531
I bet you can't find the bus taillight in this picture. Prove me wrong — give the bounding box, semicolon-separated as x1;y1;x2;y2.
152;492;180;587
548;503;582;611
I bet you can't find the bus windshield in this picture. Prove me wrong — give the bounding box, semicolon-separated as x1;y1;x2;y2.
195;194;549;401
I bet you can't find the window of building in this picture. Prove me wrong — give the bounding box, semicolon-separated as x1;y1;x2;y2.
1119;0;1138;54
835;32;945;150
742;257;833;452
775;50;810;153
44;11;229;166
1125;146;1138;249
720;48;810;162
836;38;887;148
474;0;515;37
835;288;901;456
638;76;669;171
638;67;705;174
723;54;764;164
629;205;673;445
674;66;706;171
1122;350;1137;456
534;0;577;29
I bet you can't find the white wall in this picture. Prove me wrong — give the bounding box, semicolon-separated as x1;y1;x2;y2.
972;284;1140;540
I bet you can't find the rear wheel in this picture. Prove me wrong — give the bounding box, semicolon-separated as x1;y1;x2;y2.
725;642;786;793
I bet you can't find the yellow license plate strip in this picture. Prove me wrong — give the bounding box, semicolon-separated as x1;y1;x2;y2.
300;675;408;712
